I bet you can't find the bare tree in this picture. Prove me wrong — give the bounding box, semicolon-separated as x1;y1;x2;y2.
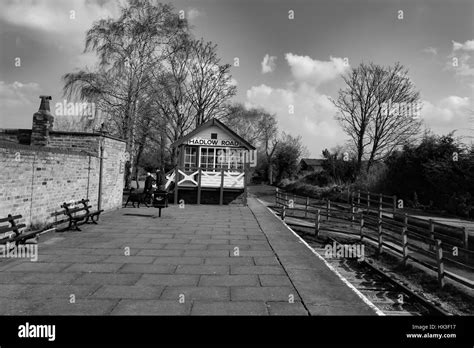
62;1;187;187
223;103;267;145
332;62;421;173
149;33;196;165
185;39;237;127
366;63;422;171
258;114;279;185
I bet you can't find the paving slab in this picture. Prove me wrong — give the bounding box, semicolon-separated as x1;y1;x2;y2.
191;301;268;315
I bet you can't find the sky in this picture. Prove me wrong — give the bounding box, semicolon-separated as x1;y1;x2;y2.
0;0;473;157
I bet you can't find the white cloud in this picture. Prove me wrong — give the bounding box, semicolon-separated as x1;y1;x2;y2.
246;54;351;156
422;47;438;56
420;96;472;135
0;81;41;108
187;8;203;20
246;82;345;157
0;0;121;48
447;39;474;78
285;53;349;86
261;54;277;74
452;40;474;51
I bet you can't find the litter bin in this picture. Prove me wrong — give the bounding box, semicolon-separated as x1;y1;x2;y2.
152;189;168;217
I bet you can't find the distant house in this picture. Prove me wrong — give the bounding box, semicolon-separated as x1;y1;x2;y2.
298;158;324;173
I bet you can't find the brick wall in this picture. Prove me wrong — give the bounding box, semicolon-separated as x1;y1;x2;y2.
0;135;126;230
100;137;126;211
48;132;101;155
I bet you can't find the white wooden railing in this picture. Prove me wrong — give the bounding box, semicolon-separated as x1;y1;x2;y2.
165;166;245;189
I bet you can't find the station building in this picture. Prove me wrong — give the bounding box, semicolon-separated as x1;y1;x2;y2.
167;118;256;205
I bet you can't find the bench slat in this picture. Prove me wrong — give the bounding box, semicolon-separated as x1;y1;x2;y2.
15;224;26;230
0;226;15;233
72;214;89;220
0;214;22;223
67;207;88;214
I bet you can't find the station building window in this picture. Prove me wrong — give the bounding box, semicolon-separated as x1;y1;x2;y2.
200;147;245;171
184;147;197;169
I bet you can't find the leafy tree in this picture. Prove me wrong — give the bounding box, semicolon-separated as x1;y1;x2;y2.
274;133;308;183
321;146;358;184
384;133;474;216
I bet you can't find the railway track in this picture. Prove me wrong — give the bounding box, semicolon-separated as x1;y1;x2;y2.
295;231;449;316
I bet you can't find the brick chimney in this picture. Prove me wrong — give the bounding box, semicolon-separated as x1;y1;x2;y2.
31;95;54;146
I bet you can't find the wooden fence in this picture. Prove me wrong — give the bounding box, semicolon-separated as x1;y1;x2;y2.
275;187;473;289
351;189;397;213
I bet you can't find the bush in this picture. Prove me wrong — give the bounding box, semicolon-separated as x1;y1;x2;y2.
384;133;474;217
279;180;348;202
301;171;332;186
353;162;388;192
447;193;473;218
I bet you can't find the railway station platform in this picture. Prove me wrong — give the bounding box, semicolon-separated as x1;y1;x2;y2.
0;198;376;315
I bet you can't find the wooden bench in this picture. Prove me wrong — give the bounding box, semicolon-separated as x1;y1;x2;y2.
61;199;103;231
0;214;42;245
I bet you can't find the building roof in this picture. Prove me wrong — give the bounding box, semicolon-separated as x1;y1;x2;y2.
300;158;325;166
171;118;256;150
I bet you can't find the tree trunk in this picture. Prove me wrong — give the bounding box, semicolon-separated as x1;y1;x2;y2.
134;144;144;189
268;161;273;185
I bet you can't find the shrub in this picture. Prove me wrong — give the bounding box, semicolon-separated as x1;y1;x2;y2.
447;193;473;218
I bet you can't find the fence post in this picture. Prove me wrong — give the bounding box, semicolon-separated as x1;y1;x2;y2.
401;213;408;265
315;209;320;237
326;200;331;221
351;202;355;228
435;239;445;288
359;212;364;242
285;192;288;205
357;190;361;207
427;219;435;251
377;207;383;255
305;197;309;218
367;191;370;210
219;168;224;205
275;187;279;205
393;195;397;213
402;224;408;266
462;227;468;250
174;166;179;205
281;205;286;221
197;167;202;205
379;193;383;213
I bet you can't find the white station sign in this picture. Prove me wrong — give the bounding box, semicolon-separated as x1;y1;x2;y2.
187;138;241;147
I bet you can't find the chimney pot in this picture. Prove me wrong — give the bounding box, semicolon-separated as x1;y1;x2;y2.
39;95;52;112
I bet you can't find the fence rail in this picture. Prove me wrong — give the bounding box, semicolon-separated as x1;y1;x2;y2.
275;187;473;289
351;189;397;213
